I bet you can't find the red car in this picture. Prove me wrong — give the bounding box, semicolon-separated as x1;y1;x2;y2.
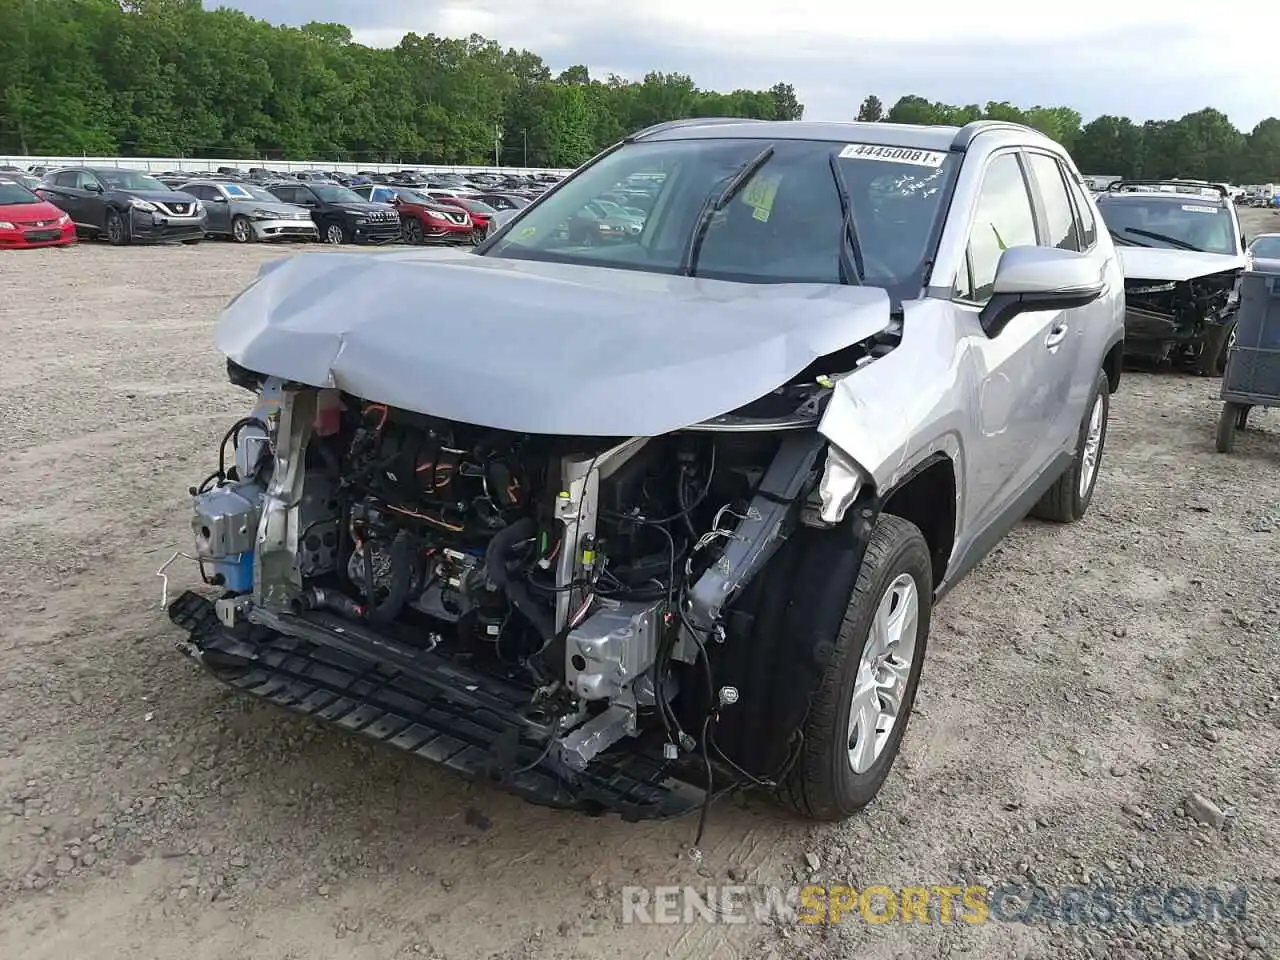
353;185;476;245
0;178;76;248
434;196;498;242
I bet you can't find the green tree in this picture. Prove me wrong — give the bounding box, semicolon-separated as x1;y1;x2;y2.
856;95;883;122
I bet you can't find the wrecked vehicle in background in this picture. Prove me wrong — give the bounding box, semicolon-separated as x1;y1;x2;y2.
1095;180;1249;376
165;118;1124;826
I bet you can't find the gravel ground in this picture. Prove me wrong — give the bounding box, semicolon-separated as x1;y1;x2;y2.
1;213;1278;960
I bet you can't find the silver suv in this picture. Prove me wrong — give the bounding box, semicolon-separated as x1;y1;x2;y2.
169;119;1125;825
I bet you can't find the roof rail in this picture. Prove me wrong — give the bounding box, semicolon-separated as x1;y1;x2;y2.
627;117;758;141
950;120;1040;151
1105;179;1228;198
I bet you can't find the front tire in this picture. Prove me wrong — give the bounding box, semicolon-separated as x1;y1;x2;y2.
323;221;349;245
1196;319;1235;378
231;215;254;243
1031;367;1110;523
1216;402;1240;453
781;515;933;821
105;208;129;246
402;218;425;244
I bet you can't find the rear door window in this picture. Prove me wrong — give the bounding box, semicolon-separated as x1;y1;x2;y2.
1025;153;1081;251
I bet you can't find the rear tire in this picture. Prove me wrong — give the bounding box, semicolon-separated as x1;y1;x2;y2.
1031;367;1110;523
780;514;933;821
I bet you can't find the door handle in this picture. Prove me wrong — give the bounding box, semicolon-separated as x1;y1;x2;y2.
1044;324;1069;349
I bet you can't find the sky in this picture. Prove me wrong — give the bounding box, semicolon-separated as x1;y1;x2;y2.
207;0;1277;131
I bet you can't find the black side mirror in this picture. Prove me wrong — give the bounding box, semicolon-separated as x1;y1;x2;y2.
978;247;1106;338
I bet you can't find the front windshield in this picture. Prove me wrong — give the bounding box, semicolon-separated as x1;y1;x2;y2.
243;185;284;202
481;137;955;291
0;180;37;205
393;189;434;206
1249;235;1280;259
97;170;171;192
1095;196;1236;255
312;184;366;204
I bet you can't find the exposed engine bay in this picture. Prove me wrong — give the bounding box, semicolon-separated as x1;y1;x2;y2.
170;359;879;809
1122;270;1239;364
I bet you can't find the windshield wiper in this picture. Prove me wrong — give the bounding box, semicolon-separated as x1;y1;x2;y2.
1124;227;1202;252
1108;228;1147;247
827;153;865;284
682;145;775;276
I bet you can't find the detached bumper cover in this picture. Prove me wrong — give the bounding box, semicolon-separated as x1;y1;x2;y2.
167;590;704;820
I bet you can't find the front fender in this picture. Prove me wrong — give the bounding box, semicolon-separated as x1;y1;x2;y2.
817;299;965;513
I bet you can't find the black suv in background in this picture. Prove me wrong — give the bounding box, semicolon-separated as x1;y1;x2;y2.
38;166;206;244
264;181;400;244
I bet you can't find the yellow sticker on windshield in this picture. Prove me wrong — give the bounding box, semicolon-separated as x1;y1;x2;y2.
741;175;780;222
516;225;538;240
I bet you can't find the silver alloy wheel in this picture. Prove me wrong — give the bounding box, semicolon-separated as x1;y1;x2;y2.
847;572;919;774
1078;394;1105;498
233;218;251;242
325;223;345;244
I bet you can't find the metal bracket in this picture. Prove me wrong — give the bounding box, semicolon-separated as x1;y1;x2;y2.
156;551;200;608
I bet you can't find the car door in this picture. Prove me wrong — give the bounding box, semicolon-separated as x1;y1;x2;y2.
188;184;227;232
1021;150;1093;464
952;150;1065;529
43;170;88;224
75;171;109;229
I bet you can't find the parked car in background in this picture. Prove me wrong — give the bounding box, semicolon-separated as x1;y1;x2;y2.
0;178;76;249
1246;233;1280;272
474;193;531;212
180;179;319;243
263;181;400;244
433;195;497;236
38;166;205;244
1095;179;1247;376
0;171;43;192
350;184;477;244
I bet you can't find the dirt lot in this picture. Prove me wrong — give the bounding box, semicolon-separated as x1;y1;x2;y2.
1;211;1278;960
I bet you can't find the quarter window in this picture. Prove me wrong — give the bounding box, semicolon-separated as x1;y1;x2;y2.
1026;153;1081;251
961;153;1038;302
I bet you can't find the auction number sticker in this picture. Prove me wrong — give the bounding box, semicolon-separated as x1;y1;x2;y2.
741;174;781;221
839;143;947;167
1181;205;1217;214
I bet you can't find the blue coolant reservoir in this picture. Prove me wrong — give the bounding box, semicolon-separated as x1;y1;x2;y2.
211;552;255;593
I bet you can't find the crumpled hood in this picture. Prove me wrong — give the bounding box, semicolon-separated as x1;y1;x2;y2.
1119;246;1247;282
215;249;893;436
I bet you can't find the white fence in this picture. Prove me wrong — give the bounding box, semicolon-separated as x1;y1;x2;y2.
0;155;574;177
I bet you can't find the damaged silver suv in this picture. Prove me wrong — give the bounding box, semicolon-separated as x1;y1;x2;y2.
166;119;1125;825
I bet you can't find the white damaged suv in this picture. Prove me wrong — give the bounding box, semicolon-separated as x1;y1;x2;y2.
167;119;1125;823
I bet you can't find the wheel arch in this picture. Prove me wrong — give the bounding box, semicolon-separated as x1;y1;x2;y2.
877;452;958;593
1102;337;1124;393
